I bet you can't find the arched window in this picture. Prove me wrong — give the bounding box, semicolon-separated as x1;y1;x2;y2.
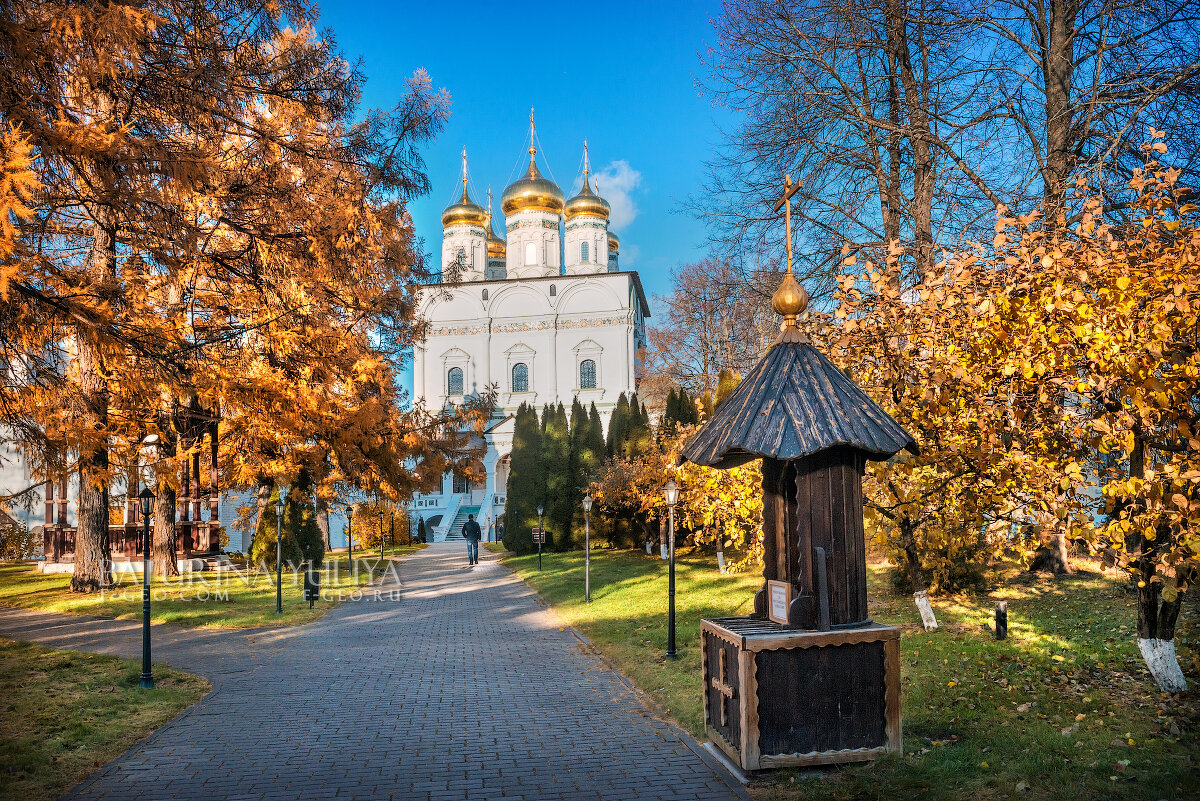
456;247;466;267
447;367;463;395
549;284;556;297
512;362;529;393
580;359;597;389
581;241;590;262
525;241;537;265
482;289;489;301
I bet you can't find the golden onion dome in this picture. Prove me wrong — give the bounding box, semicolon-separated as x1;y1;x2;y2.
501;147;564;215
607;231;620;254
565;174;610;221
486;219;506;258
441;181;487;228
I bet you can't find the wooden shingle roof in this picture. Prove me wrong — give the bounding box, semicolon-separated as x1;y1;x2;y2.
681;340;917;469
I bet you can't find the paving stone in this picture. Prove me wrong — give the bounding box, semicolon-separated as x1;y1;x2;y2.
1;543;747;800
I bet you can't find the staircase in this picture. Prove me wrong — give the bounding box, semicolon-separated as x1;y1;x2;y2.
443;505;480;541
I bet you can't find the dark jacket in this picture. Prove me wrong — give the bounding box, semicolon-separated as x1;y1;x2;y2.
462;520;482;541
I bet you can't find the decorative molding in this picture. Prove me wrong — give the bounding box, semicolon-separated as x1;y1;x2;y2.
430;324;487;337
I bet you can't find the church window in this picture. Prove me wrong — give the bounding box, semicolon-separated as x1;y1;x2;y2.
580;359;597;389
549;284;556;297
456;247;466;267
452;473;469;494
447;367;463;395
482;289;488;301
581;242;590;262
512;362;529;393
525;241;537;265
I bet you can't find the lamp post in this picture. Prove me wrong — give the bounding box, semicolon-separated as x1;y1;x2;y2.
536;504;544;571
137;487;156;688
345;504;354;580
663;479;679;659
275;487;286;615
379;508;384;558
390;510;395;554
582;492;593;603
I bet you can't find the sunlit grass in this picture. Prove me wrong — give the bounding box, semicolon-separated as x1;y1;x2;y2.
0;554;399;629
504;548;1199;801
0;637;208;801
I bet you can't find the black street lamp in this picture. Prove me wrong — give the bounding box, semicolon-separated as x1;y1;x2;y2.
536;504;544;571
390;510;395;555
345;504;354;580
379;508;384;558
582;492;593;603
138;486;156;688
663;479;680;659
275;487;286;615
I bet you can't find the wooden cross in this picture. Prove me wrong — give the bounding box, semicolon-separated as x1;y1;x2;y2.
711;648;737;727
771;173;803;275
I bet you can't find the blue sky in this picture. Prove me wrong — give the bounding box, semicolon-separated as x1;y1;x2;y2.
318;0;732;325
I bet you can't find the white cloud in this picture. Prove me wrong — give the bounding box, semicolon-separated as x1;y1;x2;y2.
573;160;642;230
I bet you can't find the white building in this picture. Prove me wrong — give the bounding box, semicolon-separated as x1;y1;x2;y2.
412;133;648;542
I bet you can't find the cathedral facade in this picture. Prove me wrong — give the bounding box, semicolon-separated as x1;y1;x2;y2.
411;136;648;542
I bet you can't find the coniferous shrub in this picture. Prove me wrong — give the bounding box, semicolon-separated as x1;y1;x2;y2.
503;403;546;554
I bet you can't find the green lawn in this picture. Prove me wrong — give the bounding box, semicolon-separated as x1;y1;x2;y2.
0;554;396;628
0;637;208;801
503;547;1200;801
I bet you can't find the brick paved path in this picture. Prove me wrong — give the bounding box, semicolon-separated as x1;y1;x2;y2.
3;543;747;800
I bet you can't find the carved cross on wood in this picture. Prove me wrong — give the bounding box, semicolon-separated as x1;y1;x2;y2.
711;647;736;727
771;173;804;275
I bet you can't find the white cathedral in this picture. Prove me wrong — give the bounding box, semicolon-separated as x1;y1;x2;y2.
411;128;649;542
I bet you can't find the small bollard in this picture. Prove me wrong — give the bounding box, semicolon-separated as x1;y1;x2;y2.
995;600;1008;640
304;563;321;609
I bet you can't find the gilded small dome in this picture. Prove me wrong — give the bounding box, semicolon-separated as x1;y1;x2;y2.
441;183;487;228
607;231;620;254
565;175;610;221
772;269;809;321
501;148;564;215
486;218;506;258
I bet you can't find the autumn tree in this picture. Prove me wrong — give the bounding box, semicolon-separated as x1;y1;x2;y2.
966;147;1200;691
1;1;488;590
698;0;1200;292
645;259;776;399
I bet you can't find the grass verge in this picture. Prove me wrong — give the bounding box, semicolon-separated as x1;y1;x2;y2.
503;547;1200;801
0;637;208;801
0;552;403;628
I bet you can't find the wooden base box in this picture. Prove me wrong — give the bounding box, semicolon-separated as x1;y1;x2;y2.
701;617;902;770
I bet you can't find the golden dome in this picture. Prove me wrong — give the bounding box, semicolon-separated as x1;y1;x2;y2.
501;147;564;215
565;175;610;221
441;182;487;228
607;231;620;254
772;268;809;325
486;219;506;258
485;186;506;258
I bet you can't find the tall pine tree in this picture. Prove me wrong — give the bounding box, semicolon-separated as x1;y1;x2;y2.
503;403;545;554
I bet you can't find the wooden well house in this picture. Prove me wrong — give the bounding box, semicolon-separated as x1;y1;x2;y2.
681;254;916;771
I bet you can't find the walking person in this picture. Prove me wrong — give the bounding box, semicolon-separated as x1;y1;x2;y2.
463;513;482;566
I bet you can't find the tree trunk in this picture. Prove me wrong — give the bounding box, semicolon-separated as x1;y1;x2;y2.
900;516;938;630
251;476;273;556
153;480;178;577
1126;432;1188;692
315;495;331;551
1041;0;1080;225
1028;525;1075;575
883;0;937;277
70;208;117;593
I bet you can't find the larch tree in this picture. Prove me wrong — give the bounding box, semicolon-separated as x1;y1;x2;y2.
0;0;489;589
